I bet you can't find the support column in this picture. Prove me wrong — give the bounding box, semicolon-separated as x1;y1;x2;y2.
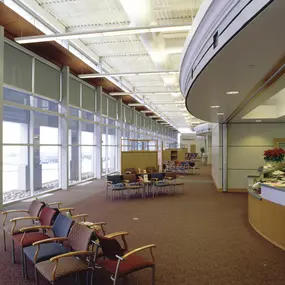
61;66;69;190
0;26;4;209
117;99;123;173
96;86;102;178
222;123;228;192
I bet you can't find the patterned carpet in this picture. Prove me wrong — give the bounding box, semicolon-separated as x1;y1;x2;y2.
1;166;285;285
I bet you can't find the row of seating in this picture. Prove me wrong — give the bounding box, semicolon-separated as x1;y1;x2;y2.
106;173;184;200
2;199;156;285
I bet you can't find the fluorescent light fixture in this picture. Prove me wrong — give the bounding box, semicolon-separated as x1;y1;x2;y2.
79;70;179;79
178;128;194;134
171;92;181;97
15;24;191;44
140;110;153;113
149;116;160;118
226;91;239;95
109;90;180;95
256;119;262;122
217;112;224;115
210;105;220;108
128;103;144;107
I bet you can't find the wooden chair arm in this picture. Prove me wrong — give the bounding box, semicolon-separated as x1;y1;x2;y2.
71;214;88;222
10;216;39;222
2;209;29;215
47;202;63;208
59;207;74;213
20;225;52;232
90;222;107;227
122;180;130;183
2;210;29;226
150;178;158;181
120;244;156;261
106;181;113;185
33;237;68;246
104;231;129;238
50;250;91;262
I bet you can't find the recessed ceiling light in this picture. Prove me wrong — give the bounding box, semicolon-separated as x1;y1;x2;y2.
217;112;224;115
256;119;262;123
226;91;239;95
210;105;220;108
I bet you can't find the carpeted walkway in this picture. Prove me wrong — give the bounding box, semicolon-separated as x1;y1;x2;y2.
1;166;285;285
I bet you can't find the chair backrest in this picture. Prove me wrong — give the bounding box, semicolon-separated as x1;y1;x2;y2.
39;207;58;226
150;173;165;181
124;168;137;174
123;174;137;183
68;223;93;251
98;236;125;260
52;214;74;237
107;175;122;185
28;200;45;217
146;166;156;173
165;172;177;179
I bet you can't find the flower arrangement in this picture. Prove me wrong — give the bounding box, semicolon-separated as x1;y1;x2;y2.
264;148;285;163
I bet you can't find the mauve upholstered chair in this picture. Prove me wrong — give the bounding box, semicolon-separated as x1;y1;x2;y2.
35;223;94;285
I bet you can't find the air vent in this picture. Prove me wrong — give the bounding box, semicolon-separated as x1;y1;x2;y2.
213;31;219;49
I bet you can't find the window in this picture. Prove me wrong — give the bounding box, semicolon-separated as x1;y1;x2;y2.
81;123;95;180
3;87;30;105
3;105;30;203
69;119;79;185
35;96;58;112
34;112;60;193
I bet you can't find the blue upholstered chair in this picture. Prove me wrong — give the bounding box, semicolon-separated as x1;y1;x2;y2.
22;213;74;279
150;173;170;197
106;175;126;200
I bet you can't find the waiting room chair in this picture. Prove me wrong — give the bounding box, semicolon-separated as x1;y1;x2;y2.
22;213;74;278
122;174;143;199
106;175;126;200
2;200;45;252
150;173;171;197
165;173;184;194
34;223;94;285
10;206;58;266
94;232;156;285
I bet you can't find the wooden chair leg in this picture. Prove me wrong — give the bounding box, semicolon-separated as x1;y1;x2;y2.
3;230;6;251
35;268;39;285
11;239;15;264
152;265;155;285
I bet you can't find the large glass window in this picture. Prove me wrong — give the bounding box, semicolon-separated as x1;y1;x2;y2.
3;105;30;203
34;112;60;193
69;119;80;185
81;122;95;180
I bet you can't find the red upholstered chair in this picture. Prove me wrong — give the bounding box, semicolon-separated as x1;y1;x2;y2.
2;199;45;251
94;232;156;285
10;206;58;267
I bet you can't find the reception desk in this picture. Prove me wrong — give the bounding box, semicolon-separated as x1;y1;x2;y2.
248;183;285;250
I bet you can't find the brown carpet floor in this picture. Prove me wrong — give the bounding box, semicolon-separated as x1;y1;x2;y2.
1;165;285;285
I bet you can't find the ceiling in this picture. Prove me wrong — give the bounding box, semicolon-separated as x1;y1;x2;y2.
183;0;285;124
2;0;206;130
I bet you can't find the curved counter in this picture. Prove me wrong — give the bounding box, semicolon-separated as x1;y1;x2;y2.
248;184;285;250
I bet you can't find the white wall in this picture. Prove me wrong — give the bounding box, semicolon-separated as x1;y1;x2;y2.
227;123;285;189
181;134;205;154
212;124;222;189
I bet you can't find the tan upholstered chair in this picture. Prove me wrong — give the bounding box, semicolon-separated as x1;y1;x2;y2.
2;200;45;251
35;223;94;285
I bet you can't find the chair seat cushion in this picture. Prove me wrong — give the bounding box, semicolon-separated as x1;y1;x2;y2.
12;232;49;247
24;243;69;263
98;254;154;276
36;256;88;281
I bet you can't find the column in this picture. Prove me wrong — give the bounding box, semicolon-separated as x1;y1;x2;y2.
95;86;102;178
222;123;228;192
0;26;4;208
60;66;69;189
117;99;123;173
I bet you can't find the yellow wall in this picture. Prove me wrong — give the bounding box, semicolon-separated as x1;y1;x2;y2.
121;151;158;173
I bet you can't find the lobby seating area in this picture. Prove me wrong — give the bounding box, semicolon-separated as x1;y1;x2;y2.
1;166;285;285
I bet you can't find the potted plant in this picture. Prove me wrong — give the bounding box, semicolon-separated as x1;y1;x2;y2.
263;148;285;170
